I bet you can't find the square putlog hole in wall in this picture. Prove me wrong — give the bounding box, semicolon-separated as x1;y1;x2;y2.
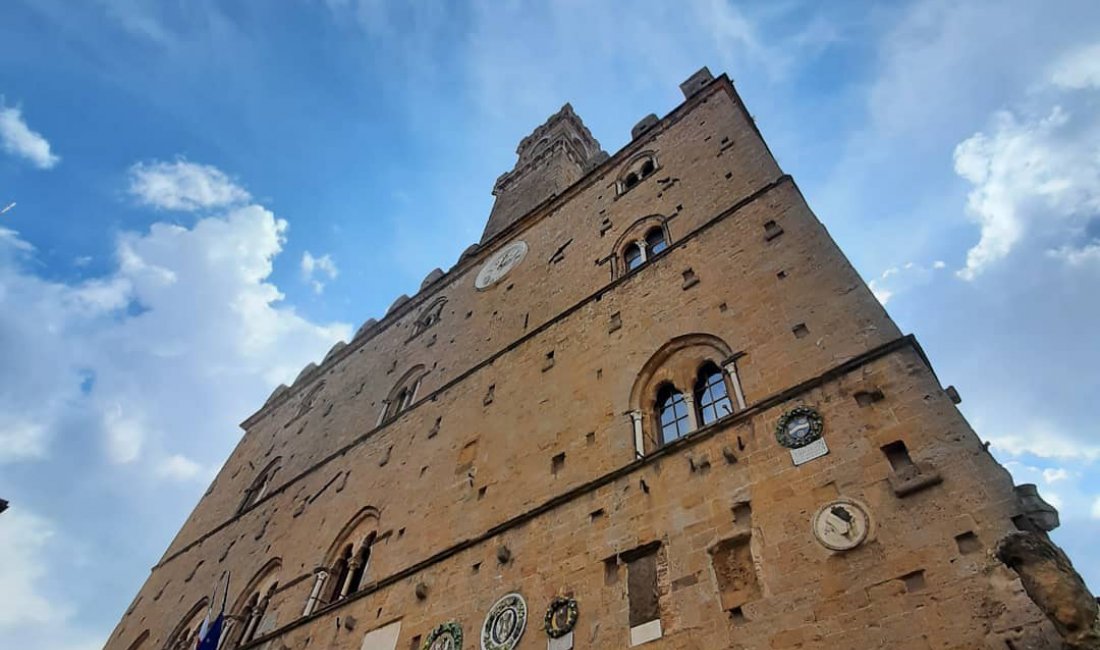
955;531;982;555
902;570;926;592
763;220;784;241
551;452;566;475
792;323;809;339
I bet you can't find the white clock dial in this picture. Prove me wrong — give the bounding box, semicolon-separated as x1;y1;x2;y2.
475;240;528;290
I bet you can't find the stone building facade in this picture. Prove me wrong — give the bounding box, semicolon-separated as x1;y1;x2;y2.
105;69;1089;650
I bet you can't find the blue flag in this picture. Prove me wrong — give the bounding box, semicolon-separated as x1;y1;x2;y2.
195;612;223;650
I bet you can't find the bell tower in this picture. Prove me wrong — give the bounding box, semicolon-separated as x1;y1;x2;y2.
481;103;607;243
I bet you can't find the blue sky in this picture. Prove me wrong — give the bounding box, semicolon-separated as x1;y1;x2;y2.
1;1;1098;648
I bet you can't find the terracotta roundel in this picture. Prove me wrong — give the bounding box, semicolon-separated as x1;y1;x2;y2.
475;240;528;290
543;596;579;638
812;498;871;551
480;592;527;650
423;621;463;650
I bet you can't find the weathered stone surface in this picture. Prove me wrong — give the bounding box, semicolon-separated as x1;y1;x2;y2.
997;532;1100;649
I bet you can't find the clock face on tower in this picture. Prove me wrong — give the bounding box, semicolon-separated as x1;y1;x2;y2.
475;240;528;290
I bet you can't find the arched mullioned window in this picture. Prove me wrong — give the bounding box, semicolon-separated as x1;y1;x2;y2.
628;334;748;456
412;297;447;337
303;507;380;615
611;216;672;279
238;458;282;514
695;362;734;425
644;227;668;257
163;599;208;650
223;559;281;649
624;243;644;272
616;151;659;195
379;365;427;425
656;383;691;444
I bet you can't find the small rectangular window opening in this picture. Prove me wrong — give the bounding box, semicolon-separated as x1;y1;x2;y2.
881;441;915;472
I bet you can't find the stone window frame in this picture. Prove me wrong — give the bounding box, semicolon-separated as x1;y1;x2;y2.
378;365;428;426
615;150;660;196
628;334;747;457
304;507;381;614
409;296;447;340
238;457;282;515
611;215;673;279
223;558;282;648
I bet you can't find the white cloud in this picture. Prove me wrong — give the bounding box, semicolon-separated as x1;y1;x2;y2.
866;260;945;305
1051;42;1100;90
1043;467;1070;484
1092;496;1100;520
953;91;1100;279
0;161;350;473
301;251;339;294
988;429;1100;462
0;509;70;626
0;101;60;169
128;159;251;211
155;454;204;481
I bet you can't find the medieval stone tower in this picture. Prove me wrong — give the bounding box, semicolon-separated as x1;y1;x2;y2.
105;69;1092;650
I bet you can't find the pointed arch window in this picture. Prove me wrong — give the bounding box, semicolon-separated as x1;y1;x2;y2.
412;297;447;338
657;384;691;444
695;362;734;425
305;507;381;615
380;365;426;425
238;458;281;514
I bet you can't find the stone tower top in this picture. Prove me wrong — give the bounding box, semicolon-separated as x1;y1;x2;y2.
480;103;607;243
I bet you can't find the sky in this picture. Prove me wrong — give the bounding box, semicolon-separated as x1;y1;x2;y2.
1;1;1098;648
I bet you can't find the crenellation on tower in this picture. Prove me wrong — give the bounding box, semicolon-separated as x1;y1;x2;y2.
481;103;607;243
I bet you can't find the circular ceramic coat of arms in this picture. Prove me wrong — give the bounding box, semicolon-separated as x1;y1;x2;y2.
481;592;527;650
475;240;528;290
543;596;579;639
775;406;824;449
423;621;463;650
812;498;872;551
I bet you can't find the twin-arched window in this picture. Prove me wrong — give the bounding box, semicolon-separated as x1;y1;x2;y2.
411;297;446;338
629;334;747;455
617;152;659;195
303;507;381;616
614;218;671;278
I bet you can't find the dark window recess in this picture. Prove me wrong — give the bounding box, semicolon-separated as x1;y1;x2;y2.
626;547;661;628
764;220;784;241
682;268;699;289
881;441;915;472
854;389;885;406
551;452;566;475
624;172;640;189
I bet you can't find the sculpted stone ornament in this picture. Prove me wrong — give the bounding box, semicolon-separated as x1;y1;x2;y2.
423;621;463;650
475;241;528;290
812;499;871;551
481;593;527;650
775;406;828;465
